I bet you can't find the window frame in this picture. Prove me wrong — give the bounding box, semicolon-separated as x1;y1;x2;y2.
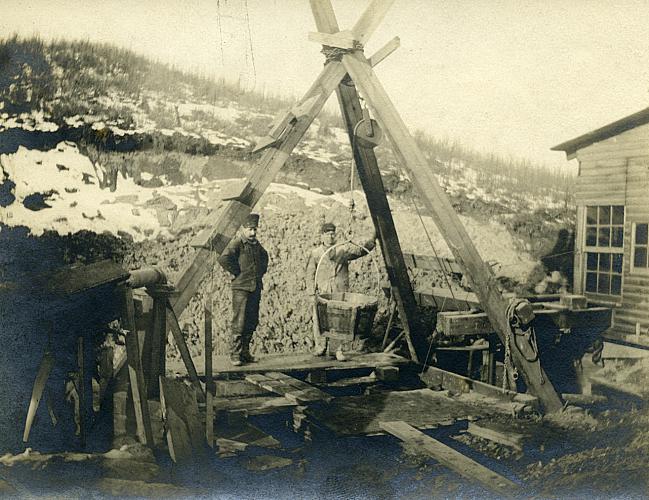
630;221;649;275
582;205;625;298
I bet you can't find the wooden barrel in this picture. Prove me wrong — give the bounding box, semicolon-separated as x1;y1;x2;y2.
316;292;378;340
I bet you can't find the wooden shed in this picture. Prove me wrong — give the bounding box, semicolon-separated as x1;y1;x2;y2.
553;107;649;343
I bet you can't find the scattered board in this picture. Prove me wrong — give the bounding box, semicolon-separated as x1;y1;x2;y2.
380;420;520;496
245;372;332;404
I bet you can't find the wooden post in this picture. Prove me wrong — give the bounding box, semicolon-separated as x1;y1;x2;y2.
122;287;154;446
145;284;173;399
339;52;563;413
309;0;422;362
205;304;214;448
76;336;86;448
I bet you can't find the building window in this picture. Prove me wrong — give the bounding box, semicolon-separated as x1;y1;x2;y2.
584;205;624;296
632;222;649;272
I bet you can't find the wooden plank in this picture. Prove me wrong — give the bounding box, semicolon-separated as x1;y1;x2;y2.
419;366;538;409
159;377;205;463
342;51;563;413
169;351;411;376
437;312;493;336
308;30;356;49
405;253;463;275
212;395;297;415
380;421;520;496
368;36;400;67
23;351;54;442
42;259;128;296
245;372;332;403
415;287;478;310
466;422;524;451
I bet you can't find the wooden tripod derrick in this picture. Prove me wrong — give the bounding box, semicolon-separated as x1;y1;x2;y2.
168;0;564;413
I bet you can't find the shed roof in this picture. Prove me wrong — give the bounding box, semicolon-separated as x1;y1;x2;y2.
552;105;649;158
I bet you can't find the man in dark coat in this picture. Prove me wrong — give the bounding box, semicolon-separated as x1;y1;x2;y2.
218;213;269;366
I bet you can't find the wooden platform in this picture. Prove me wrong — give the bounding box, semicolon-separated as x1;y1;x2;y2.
305;388;515;436
168;352;411;377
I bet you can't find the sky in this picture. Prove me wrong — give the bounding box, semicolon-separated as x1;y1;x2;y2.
3;0;649;170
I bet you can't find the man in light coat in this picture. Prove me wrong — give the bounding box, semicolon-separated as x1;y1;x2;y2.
306;222;376;360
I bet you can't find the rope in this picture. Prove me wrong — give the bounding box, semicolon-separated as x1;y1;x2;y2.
313;240;382;298
321;46;354;64
243;0;257;89
216;1;225;65
407;189;472;311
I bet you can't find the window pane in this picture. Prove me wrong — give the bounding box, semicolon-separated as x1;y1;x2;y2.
599;253;611;271
586;272;597;292
612;206;625;225
586;227;597;246
636;223;648;245
586;253;598;270
598;227;610;246
613;254;623;273
586;206;598;225
635;247;648;268
598;273;610;294
599;206;611;225
611;275;622;295
611;227;624;247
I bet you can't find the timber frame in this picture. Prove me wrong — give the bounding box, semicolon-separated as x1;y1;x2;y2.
168;0;566;413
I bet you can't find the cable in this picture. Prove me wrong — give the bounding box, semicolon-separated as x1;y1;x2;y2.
243;0;257;89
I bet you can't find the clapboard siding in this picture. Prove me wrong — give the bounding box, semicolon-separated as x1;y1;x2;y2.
573;123;649;338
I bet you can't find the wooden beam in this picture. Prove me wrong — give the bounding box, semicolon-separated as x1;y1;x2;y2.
308;30;357;49
414;287;477;311
466;422;524;452
170;61;347;318
123;289;154;446
166;301;205;402
380;421;520;496
403;253;463;275
419;366;538;409
341;51;564;413
368;36;400;67
437;311;493;336
351;0;396;44
309;0;339;32
310;0;422;362
23;351;54;443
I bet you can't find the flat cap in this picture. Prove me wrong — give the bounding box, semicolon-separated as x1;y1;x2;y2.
243;213;260;228
321;222;336;233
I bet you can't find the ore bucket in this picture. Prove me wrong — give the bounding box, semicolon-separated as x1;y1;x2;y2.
316;292;378;340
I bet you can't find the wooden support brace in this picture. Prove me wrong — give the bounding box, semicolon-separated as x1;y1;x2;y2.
166;301;205;402
368;36;400;67
350;0;396;44
380;421;520;496
340;51;564;413
23;351;54;443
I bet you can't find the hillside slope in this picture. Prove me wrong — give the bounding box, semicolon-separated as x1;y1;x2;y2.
0;37;577;355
